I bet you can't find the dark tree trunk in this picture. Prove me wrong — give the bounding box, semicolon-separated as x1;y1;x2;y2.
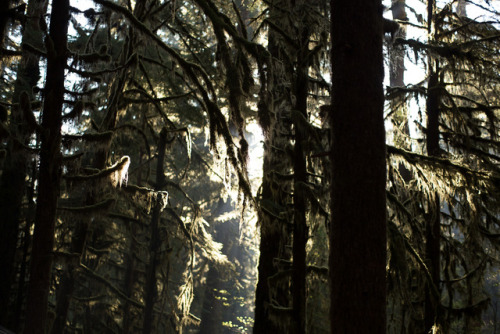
291;46;309;334
23;0;69;333
426;63;440;158
0;0;11;47
329;0;387;333
0;0;47;326
424;0;442;330
424;193;441;333
424;57;442;334
254;224;290;333
122;148;144;334
143;128;168;334
13;157;38;332
253;4;293;331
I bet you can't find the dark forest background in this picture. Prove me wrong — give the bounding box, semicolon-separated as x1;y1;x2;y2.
1;0;500;333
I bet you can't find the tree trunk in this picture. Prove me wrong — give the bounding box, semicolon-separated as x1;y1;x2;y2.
424;55;442;334
424;0;442;331
390;0;406;90
13;157;38;332
291;37;310;334
0;0;11;47
330;0;387;333
23;0;69;333
253;3;293;332
122;147;145;334
143;128;169;334
0;0;47;326
389;0;411;176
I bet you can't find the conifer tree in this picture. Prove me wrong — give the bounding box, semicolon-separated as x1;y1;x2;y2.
0;1;48;328
24;0;70;332
330;0;387;333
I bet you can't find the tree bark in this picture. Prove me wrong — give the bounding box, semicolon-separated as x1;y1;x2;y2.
253;3;293;332
424;0;442;331
0;0;47;326
23;0;69;333
291;37;310;334
329;0;387;333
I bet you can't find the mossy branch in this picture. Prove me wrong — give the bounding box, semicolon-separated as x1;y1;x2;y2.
80;263;144;309
65;156;130;188
58;197;115;213
387;145;492;182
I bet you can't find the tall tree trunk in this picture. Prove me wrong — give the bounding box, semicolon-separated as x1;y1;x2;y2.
424;0;442;331
13;156;38;332
424;54;442;334
329;0;387;333
0;0;11;47
253;3;293;331
424;66;441;333
23;0;69;333
291;33;310;334
143;128;169;334
122;147;145;334
253;94;292;332
0;0;47;326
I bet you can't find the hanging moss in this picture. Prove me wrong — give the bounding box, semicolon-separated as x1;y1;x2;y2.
121;184;168;214
64;155;130;191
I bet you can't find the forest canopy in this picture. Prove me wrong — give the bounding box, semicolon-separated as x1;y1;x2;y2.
1;0;500;333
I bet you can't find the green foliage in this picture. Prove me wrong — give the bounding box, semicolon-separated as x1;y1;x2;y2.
1;0;500;333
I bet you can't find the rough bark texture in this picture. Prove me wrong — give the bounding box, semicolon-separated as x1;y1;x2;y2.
253;3;293;332
329;0;387;333
253;114;292;333
23;0;69;332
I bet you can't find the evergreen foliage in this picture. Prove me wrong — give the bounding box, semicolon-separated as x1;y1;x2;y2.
0;0;499;333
